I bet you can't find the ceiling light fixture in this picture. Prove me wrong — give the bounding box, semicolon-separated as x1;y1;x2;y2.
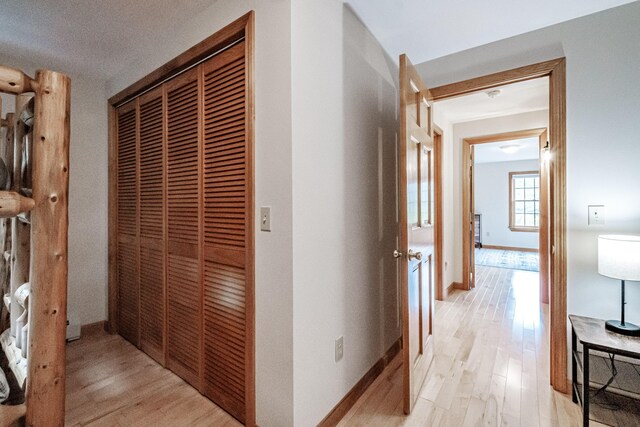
487;89;502;98
499;144;521;154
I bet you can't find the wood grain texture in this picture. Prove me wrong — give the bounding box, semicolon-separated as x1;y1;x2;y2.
243;14;256;426
201;40;249;423
318;338;402;427
462;141;471;290
538;129;550;305
0;65;36;95
430;58;564;101
25;69;70;427
447;281;465;296
338;266;582;427
138;87;165;364
115;101;140;346
107;104;118;334
0;191;34;217
549;59;567;394
165;67;201;388
399;54;435;415
434;126;443;301
108;12;255;424
108;12;252;106
79;321;107;337
436;58;566;392
570;315;640;358
65;330;242;427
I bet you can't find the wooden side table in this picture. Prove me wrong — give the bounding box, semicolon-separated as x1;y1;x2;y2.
569;314;640;426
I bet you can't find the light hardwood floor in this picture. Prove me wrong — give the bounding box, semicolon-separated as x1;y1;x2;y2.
65;331;241;426
338;265;587;427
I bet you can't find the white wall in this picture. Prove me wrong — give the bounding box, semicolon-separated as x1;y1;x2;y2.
106;2;294;425
0;54;109;328
474;159;540;249
434;110;548;285
419;1;640;365
291;2;400;425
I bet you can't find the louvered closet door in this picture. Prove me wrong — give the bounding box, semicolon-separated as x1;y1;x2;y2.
138;87;165;364
166;67;201;387
116;101;139;345
202;41;248;422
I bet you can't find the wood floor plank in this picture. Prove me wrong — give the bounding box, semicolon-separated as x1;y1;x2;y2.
64;330;241;427
339;265;582;426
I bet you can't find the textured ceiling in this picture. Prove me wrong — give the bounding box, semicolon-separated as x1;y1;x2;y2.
0;1;635;82
345;0;637;65
0;0;213;80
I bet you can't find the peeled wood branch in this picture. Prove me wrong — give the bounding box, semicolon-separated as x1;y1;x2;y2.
0;191;35;217
0;65;36;95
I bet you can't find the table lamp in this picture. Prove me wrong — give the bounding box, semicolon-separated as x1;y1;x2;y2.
598;234;640;336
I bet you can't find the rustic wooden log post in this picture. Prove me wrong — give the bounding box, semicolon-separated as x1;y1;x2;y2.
0;191;35;217
25;70;70;427
0;65;36;95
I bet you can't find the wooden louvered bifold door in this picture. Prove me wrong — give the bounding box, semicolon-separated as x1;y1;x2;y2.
114;38;251;425
166;68;201;387
116;101;139;345
202;41;247;422
138;87;165;364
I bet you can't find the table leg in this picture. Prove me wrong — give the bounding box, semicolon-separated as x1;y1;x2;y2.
572;327;577;403
583;344;590;427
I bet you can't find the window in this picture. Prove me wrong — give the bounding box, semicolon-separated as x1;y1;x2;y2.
509;171;539;231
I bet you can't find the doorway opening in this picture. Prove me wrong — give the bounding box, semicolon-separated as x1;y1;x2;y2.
462;127;549;304
429;60;567;395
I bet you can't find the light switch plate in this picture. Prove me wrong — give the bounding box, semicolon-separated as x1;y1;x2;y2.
260;206;271;232
588;205;605;225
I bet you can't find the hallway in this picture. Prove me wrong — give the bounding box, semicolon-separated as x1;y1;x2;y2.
338;265;582;426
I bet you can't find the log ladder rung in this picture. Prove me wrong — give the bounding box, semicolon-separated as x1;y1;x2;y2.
0;191;35;218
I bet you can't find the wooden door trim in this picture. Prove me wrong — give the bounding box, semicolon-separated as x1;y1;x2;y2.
430;58;563;101
462;128;547;292
107;11;256;426
432;57;567;394
108;13;253;107
434;126;444;301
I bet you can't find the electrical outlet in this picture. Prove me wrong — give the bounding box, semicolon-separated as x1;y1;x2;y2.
486;231;490;237
335;336;344;362
588;205;605;225
444;261;448;271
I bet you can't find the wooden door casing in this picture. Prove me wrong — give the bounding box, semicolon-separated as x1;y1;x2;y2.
399;54;435;415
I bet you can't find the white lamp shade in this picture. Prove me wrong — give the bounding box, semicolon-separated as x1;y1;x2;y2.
598;235;640;281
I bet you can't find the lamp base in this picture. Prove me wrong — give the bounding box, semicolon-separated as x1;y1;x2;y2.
605;320;640;336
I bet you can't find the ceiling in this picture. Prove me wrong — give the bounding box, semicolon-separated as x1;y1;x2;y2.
0;1;635;82
345;0;637;65
0;0;213;80
474;137;539;164
434;77;548;124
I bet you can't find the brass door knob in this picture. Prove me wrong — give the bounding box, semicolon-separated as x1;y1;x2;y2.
408;249;422;261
